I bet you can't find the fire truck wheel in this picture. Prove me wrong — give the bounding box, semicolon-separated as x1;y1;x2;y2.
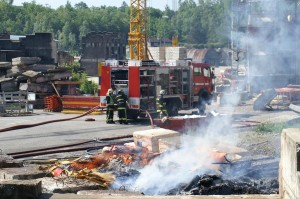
127;110;138;120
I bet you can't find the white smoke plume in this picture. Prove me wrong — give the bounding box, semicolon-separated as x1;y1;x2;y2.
125;115;238;195
232;0;298;92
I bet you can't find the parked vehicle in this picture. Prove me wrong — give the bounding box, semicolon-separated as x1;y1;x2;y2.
99;60;215;119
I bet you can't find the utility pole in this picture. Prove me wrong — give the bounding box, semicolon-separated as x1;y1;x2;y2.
162;15;169;46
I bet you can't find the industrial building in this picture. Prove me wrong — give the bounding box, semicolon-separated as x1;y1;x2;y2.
0;32;58;64
80;32;127;76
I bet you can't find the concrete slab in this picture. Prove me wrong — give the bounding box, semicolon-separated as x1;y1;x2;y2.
42;177;102;193
280;128;300;199
12;57;41;66
0;155;23;168
39;193;279;199
0;166;46;180
0;179;42;199
77;190;143;196
0;62;11;69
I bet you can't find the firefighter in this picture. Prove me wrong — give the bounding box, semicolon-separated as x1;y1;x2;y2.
156;90;168;118
106;88;115;124
116;89;128;124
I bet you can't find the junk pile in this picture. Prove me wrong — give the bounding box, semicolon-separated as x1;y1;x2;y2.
37;127;279;195
38;143;151;189
171;157;279;195
0;58;71;108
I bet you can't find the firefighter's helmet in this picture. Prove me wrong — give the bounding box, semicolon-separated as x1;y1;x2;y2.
118;89;123;94
160;90;165;95
108;88;113;94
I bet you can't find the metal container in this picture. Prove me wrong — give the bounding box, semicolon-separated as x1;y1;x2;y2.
153;116;209;133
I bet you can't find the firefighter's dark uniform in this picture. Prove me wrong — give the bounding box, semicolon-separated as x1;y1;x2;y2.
156;94;168;118
106;92;115;124
116;91;128;124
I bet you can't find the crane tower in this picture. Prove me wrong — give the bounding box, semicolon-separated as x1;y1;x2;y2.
128;0;148;60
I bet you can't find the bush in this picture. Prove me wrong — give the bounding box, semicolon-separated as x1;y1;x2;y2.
65;63;98;95
80;73;98;95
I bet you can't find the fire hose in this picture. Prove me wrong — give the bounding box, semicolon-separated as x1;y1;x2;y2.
7;134;133;156
0;107;155;133
9;137;133;159
144;109;154;129
0;105;101;133
0;106;155;158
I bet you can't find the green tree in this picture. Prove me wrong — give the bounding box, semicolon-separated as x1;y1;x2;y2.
0;0;232;53
75;1;88;9
1;0;13;5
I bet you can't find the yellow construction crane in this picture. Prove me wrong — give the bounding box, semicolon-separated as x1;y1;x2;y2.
128;0;149;60
172;35;178;46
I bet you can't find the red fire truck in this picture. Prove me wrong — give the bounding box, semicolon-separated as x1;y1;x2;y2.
99;60;215;119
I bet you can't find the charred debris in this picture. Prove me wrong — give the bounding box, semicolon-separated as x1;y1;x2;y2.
6;125;279;196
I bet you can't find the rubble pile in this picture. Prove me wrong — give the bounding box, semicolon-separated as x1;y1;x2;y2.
177;174;278;195
0;57;71;108
169;156;279;195
35;128;279;195
38;143;151;189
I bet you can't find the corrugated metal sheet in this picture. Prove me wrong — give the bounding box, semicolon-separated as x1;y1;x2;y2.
187;49;209;62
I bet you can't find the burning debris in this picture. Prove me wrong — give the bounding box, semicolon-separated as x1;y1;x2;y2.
38;143;152;188
38;123;279;195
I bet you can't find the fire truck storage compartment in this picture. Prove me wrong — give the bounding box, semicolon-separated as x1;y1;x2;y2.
140;68;156;112
111;69;129;94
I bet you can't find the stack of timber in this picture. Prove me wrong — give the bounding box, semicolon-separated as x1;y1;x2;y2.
0;57;71;109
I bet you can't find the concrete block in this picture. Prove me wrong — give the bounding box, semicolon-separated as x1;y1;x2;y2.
23;64;56;72
133;128;180;153
39;193;280;199
42;177;101;193
158;136;181;153
12;57;41;66
0;166;46;180
77;190;143;196
280;128;300;199
0;155;23;168
0;179;42;199
0;62;11;69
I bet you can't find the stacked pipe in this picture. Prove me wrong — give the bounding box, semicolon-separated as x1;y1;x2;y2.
44;95;62;112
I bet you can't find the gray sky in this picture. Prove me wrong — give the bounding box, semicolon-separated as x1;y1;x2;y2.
13;0;172;10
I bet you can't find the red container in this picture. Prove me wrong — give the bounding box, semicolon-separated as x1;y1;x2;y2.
153;116;209;133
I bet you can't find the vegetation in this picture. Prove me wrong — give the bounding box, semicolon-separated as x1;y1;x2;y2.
66;62;98;95
255;122;286;133
0;0;233;54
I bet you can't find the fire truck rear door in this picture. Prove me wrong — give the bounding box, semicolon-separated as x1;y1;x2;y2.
100;66;111;107
128;67;140;109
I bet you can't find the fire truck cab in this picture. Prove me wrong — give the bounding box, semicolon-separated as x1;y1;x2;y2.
99;60;214;119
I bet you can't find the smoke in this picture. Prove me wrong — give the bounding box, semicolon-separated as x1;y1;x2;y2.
232;0;298;92
120;115;238;195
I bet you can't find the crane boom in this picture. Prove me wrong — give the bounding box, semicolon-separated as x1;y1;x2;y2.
128;0;148;60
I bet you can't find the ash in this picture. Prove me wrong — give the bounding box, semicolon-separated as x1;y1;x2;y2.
169;157;279;195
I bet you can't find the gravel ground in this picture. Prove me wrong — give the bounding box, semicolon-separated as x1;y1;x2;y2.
205;97;299;158
238;131;281;158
